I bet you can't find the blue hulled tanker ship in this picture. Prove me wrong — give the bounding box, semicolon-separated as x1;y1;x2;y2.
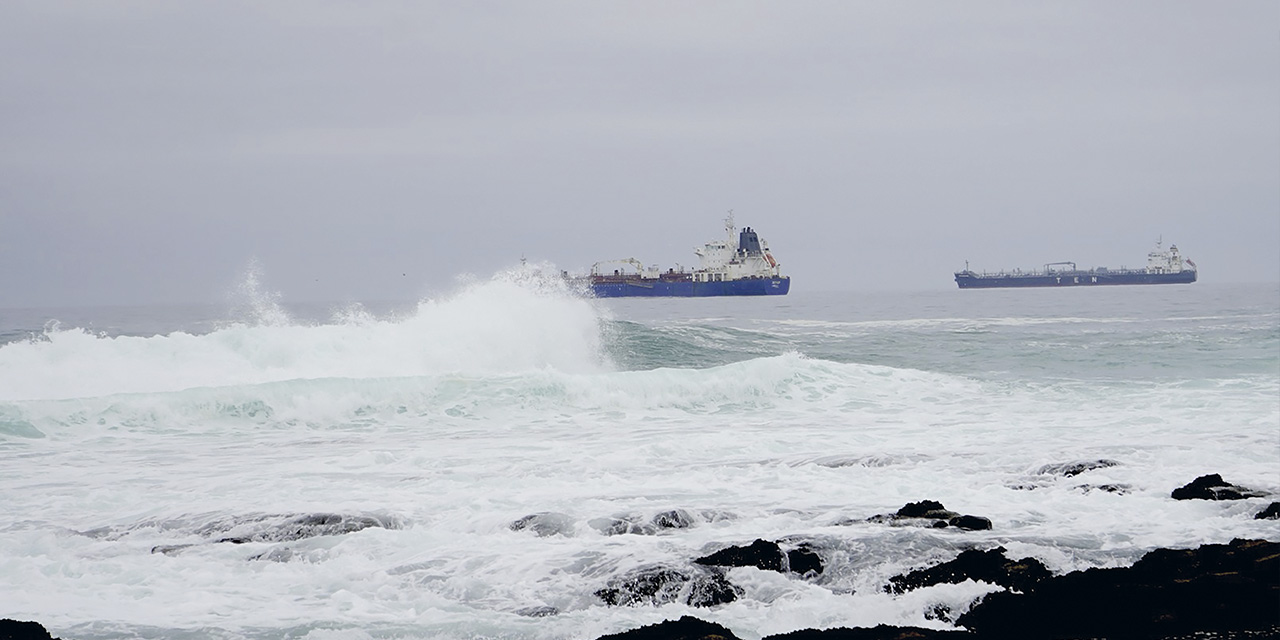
582;215;789;297
955;240;1197;289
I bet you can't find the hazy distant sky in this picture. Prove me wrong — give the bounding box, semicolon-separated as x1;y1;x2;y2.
2;1;1277;307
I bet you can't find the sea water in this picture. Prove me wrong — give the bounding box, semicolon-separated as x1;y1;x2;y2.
1;270;1276;640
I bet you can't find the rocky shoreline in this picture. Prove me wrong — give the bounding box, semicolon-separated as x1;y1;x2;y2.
5;473;1277;640
584;472;1279;640
4;537;1277;640
592;538;1279;640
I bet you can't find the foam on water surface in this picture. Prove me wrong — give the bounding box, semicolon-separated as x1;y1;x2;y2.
0;277;1276;639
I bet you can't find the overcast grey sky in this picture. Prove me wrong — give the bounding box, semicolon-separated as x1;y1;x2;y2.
2;1;1277;307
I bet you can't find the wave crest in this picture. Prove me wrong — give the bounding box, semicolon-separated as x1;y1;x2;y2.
0;265;608;402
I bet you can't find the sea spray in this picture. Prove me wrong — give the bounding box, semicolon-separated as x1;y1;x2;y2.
0;283;1275;639
0;264;610;402
224;258;295;328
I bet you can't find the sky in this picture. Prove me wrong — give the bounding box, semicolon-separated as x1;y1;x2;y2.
2;1;1277;307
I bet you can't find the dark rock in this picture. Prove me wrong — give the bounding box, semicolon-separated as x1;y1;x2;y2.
590;515;655;536
89;512;403;544
695;539;824;576
1036;459;1120;477
271;513;381;540
289;513;398;540
0;619;58;640
886;547;1052;594
787;544;824;575
695;539;784;572
595;615;742;640
947;515;992;531
514;605;558;617
956;538;1280;639
762;625;970;639
1074;483;1132;494
686;571;741;607
1171;474;1265;501
510;512;574;537
867;501;991;531
596;567;688;606
595;566;741;608
590;509;699;535
197;512;400;543
923;602;957;623
652;509;696;530
150;543;196;555
147;513;397;555
895;500;957;519
1255;502;1280;520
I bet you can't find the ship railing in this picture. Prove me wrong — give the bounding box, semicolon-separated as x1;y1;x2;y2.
957;266;1157;278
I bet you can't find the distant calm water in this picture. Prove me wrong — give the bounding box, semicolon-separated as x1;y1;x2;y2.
1;275;1276;639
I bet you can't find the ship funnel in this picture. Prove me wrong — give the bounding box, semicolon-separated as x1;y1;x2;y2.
738;227;763;255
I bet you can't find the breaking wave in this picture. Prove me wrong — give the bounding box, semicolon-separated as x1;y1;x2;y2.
0;265;608;402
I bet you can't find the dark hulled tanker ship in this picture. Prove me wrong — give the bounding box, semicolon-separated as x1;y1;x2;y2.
581;215;789;297
955;240;1197;289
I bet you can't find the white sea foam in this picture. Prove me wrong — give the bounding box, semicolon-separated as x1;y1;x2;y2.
0;266;608;402
0;283;1276;639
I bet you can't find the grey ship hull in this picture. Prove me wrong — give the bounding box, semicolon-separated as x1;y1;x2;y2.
955;269;1197;289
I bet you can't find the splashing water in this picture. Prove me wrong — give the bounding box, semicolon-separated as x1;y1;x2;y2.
0;263;610;402
225;259;294;328
0;281;1275;640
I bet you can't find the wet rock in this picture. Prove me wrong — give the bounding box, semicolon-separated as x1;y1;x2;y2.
686;571;741;607
109;512;403;555
595;566;741;608
652;509;696;530
268;513;390;541
596;566;687;606
1073;483;1132;494
194;512;401;543
0;618;58;640
696;539;785;572
1171;474;1265;501
867;501;991;531
886;547;1052;594
1256;502;1280;520
1036;459;1120;477
590;514;655;536
956;538;1280;639
947;515;992;531
150;543;196;556
895;500;957;519
787;544;824;576
591;509;700;536
510;512;574;537
695;538;825;576
595;615;742;640
514;605;558;617
763;625;970;639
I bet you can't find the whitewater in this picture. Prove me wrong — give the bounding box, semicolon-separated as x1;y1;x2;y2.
1;270;1276;640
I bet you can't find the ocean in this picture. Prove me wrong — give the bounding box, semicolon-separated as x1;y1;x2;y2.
1;270;1277;640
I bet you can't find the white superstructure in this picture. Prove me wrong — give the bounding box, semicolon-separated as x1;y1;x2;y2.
1146;238;1194;274
690;213;782;283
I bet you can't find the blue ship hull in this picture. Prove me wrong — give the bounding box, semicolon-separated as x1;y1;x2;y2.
590;277;790;298
955;270;1196;289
